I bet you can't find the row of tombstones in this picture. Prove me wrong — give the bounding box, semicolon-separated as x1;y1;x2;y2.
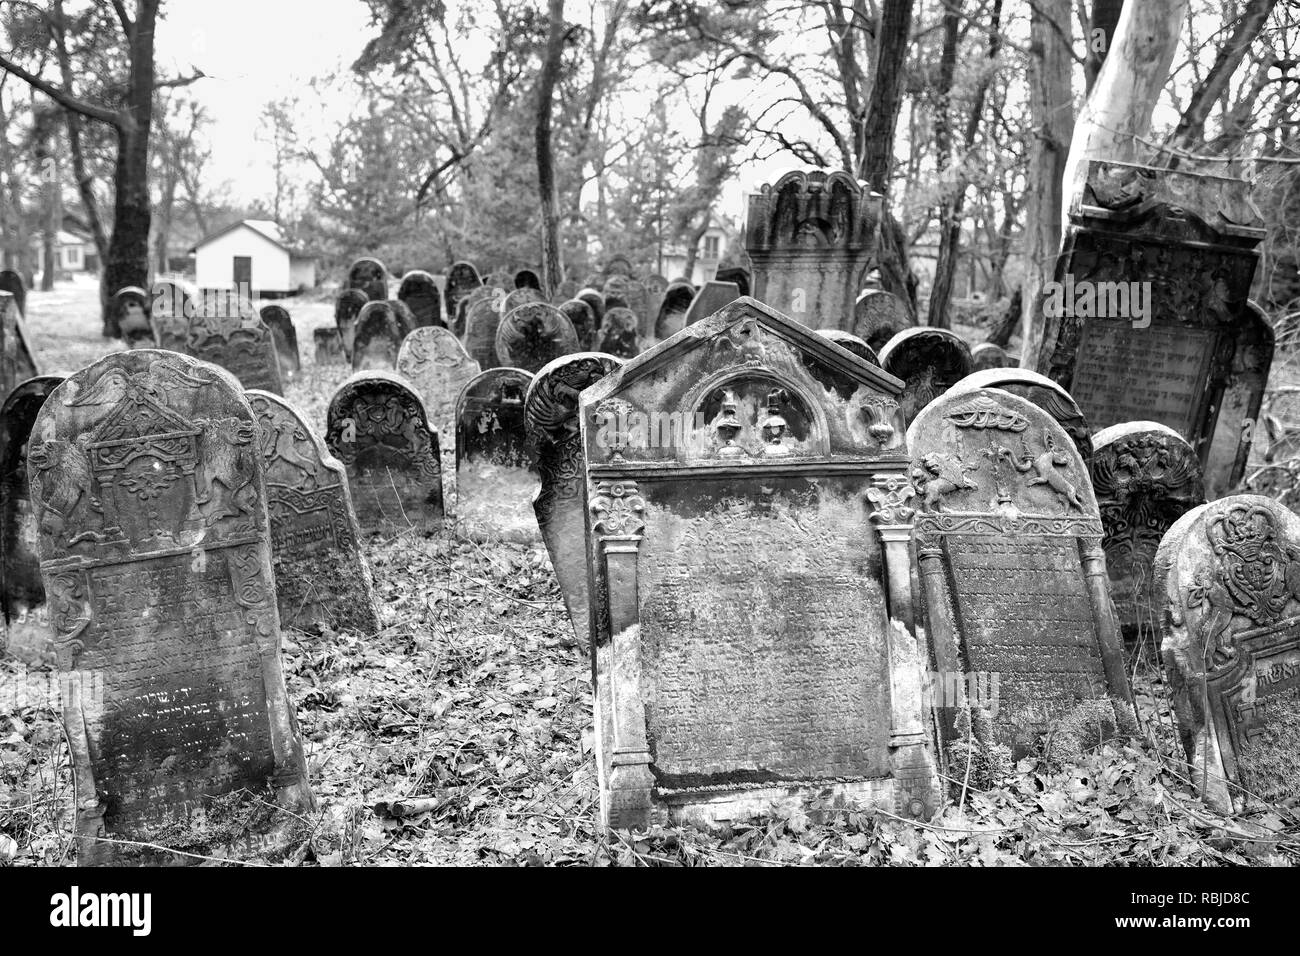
0;292;1288;864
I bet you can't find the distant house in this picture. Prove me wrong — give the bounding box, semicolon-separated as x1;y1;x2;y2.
190;219;316;297
29;221;97;277
658;213;735;286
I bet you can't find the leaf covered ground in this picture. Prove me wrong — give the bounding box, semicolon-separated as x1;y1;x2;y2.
2;279;1300;866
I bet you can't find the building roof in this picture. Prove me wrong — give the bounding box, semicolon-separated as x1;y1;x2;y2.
189;219;314;258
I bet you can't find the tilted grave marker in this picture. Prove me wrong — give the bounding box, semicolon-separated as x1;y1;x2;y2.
495;302;579;374
463;290;504;371
654;282;696;341
684;281;741;327
334;289;369;362
28;351;313;863
247;390;381;634
187;308;283;395
259;304;300;381
908;388;1134;763
879;327;973;426
351;301;403;371
445;260;483;323
455;367;537;541
1032;160;1271;498
397;270;445;328
818;329;879;366
313;327;345;365
853;290;910;353
325;371;444;534
559;299;598;351
578;296;937;828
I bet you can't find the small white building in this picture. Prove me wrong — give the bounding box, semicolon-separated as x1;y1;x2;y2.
190;219;316;296
29;229;97;276
658;213;735;286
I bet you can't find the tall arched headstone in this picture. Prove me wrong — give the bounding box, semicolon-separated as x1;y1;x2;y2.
949;366;1094;463
495;302;578;373
351;301;403;371
247;390;381;634
28;351;313;864
259;305;300;381
879;327;973;426
397;326;481;479
397;270;445;329
346;256;388;302
853;290;910;353
445;260;483;323
456;368;536;542
593;307;640;359
334;289;369;362
325;371;444;534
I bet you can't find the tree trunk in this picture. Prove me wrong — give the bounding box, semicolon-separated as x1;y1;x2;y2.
42;150;59;291
1018;0;1075;368
987;287;1022;347
535;0;565;298
924;0;962;329
1083;0;1125;93
681;215;709;284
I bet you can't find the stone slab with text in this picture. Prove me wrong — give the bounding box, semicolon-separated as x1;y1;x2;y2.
187;308;283;395
578;296;937;829
27;350;313;864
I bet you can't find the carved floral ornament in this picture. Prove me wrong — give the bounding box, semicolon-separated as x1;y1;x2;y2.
590;480;645;538
866;474;916;526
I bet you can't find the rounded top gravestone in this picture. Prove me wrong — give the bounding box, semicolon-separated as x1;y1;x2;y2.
334;289;369;360
113;286;155;349
455;366;538;541
559;299;598;351
463;289;504;371
576;288;606;326
445;259;483;319
352;301;404;371
878;326;973;425
396;325;481;473
514;268;542;291
594;307;640;359
186;305;283;395
949;366;1094;463
495;302;579;373
971;342;1012;371
854;290;910;353
259;304;299;380
818;329;880;366
500;287;546;316
397;270;445;329
347;256;389;301
654;281;696;340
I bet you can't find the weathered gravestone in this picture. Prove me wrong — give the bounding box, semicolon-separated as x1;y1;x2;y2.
525;353;624;640
387;298;417;340
347;256;389;302
445;260;483;323
594;307;640;359
576;288;606;328
148;281;193;350
351;301;403;371
397;270;445;329
1157;495;1300;813
500;287;546;318
971;342;1012;371
247;390;381;634
879;327;973;426
908;388;1135;764
187;309;283;395
28;351;313;864
1091;421;1205;638
853;290;910;353
456;368;537;542
313;327;345;365
113;286;156;349
0;291;39;398
642;275;669;340
0;375;64;663
495;302;579;373
463;290;503;371
602;274;636;313
334;289;369;362
0;270;25;317
1032;160;1271;499
397;326;480;478
684;281;742;328
948;367;1094;463
559;299;598;351
745;168;881;329
259;305;300;381
714;264;752;297
818;329;879;366
604;255;634;279
577;296;938;828
515;268;542;291
325;371;444;534
654;282;696;340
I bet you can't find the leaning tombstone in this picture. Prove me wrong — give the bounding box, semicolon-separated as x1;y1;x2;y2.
187;307;283;395
396;326;481;478
325;371;444;534
455;368;537;542
576;288;606;328
397;270;445;329
1032;161;1271;498
578;295;937;828
0;291;39;399
495;302;579;373
593;307;640;359
853;290;910;353
908;388;1135;765
347;256;389;301
654;281;696;340
559;299;598;351
1158;495;1300;813
334;289;369;362
260;305;300;381
28;351;313;864
113;286;157;349
819;329;879;365
445;260;483;322
683;281;741;326
948;366;1094;463
641;275;669;340
971;342;1012;371
351;301;403;371
525;353;623;641
0;270;25;317
0;375;64;663
387;298;417;339
714;264;752;297
247;390;381;635
463;290;504;371
745;168;881;329
314;327;345;365
879;327;973;425
1091;421;1205;640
